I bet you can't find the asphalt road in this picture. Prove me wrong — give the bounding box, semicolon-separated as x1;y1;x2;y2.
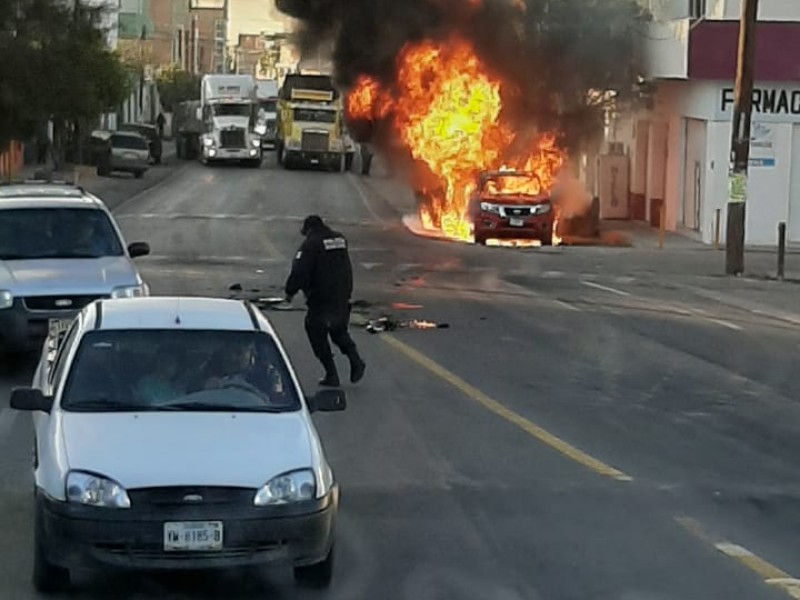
2;154;800;599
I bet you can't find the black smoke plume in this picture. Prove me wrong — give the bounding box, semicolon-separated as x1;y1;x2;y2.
276;0;649;153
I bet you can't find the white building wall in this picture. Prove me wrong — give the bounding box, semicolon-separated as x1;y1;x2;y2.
629;79;800;245
718;0;800;20
790;126;800;243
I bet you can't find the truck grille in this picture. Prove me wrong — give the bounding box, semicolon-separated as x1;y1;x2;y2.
302;131;329;152
503;207;533;217
23;294;106;311
220;129;246;149
128;487;254;508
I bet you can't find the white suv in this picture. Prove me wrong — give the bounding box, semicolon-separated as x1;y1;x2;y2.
11;296;344;593
0;182;150;354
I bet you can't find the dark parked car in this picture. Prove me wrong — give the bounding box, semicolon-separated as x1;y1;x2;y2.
119;123;163;164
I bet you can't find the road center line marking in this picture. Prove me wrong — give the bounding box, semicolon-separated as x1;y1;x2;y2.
381;334;632;482
706;318;743;331
553;299;583;312
581;280;631;297
676;516;800;599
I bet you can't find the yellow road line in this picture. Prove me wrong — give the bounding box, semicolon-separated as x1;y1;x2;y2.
381;334;632;482
676;516;800;599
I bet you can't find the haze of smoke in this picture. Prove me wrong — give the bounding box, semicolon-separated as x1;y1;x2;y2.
276;0;646;147
278;0;643;221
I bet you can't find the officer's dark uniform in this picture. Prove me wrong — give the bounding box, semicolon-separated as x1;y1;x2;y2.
285;216;366;387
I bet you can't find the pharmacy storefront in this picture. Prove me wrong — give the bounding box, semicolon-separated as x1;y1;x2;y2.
645;80;800;246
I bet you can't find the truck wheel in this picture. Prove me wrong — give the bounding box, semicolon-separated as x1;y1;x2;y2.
134;170;144;179
345;153;354;171
33;501;70;593
294;545;334;588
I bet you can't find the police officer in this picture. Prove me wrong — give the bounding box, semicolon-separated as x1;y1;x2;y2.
285;215;366;387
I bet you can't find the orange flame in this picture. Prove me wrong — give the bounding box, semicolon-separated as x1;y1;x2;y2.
345;36;567;244
346;75;391;121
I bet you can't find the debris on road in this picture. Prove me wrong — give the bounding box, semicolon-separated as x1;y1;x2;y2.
391;302;423;310
365;316;449;334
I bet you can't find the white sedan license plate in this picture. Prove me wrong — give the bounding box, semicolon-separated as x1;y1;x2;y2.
509;217;525;227
164;521;223;552
123;152;138;160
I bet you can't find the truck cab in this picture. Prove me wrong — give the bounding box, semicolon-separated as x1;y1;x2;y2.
199;75;262;168
276;74;347;172
255;80;279;150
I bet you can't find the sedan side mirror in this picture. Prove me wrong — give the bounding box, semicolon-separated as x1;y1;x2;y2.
307;389;346;413
10;388;53;413
128;241;150;259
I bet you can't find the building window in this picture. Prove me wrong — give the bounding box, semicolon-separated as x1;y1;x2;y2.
689;0;706;19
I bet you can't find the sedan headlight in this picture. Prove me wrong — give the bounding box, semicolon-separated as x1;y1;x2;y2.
66;471;131;508
480;202;500;214
111;284;149;299
0;290;12;310
254;469;316;506
254;124;267;135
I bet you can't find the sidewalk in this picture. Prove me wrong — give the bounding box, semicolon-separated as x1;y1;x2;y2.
6;141;180;212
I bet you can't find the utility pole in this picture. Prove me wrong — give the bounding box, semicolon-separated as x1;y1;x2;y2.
725;0;759;275
222;0;229;74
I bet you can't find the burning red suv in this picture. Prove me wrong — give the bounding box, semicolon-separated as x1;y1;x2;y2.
468;170;554;245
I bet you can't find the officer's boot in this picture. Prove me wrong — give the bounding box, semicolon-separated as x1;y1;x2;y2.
318;358;341;387
347;349;366;384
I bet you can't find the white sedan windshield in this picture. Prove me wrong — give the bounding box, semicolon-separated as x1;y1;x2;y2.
61;330;301;413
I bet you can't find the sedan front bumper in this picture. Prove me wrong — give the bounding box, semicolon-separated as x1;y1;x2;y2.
0;299;81;353
37;486;338;571
473;212;554;241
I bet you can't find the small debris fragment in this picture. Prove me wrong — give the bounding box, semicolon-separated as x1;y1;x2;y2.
392;302;423;310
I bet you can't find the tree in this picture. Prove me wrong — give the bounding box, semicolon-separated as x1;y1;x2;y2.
0;0;131;166
0;0;43;154
156;67;201;112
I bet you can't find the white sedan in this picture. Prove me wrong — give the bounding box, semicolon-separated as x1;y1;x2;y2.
11;296;345;593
